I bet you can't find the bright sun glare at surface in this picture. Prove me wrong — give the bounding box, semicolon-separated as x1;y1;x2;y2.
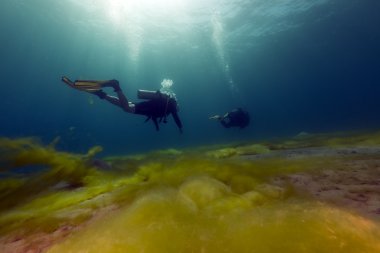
98;0;240;90
106;0;189;24
64;0;331;91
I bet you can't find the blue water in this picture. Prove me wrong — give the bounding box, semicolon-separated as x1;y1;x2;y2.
0;0;379;155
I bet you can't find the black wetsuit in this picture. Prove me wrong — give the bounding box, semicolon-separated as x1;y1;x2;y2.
134;94;183;132
220;108;250;129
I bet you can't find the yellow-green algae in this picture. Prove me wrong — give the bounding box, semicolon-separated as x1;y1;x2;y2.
0;132;379;252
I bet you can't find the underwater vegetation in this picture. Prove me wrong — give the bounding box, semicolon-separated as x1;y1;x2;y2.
0;131;380;252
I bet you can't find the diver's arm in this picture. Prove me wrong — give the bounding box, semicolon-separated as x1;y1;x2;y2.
172;111;183;133
152;117;160;131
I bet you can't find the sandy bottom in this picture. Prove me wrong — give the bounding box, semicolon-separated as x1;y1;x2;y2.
244;147;380;219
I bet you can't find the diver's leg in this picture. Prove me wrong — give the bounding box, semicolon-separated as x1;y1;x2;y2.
209;115;222;120
105;91;135;113
94;81;136;113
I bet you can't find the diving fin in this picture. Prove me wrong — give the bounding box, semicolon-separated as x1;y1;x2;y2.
61;76;105;92
74;79;113;90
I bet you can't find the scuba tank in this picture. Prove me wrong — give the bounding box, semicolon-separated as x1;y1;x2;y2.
138;90;163;100
137;89;173;100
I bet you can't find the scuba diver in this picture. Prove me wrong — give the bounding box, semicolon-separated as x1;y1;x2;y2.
209;108;250;129
61;77;183;133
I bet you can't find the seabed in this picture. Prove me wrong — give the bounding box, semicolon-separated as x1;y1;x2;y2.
1;131;380;252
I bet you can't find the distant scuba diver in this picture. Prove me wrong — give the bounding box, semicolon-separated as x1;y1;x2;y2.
61;77;183;133
209;108;250;129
